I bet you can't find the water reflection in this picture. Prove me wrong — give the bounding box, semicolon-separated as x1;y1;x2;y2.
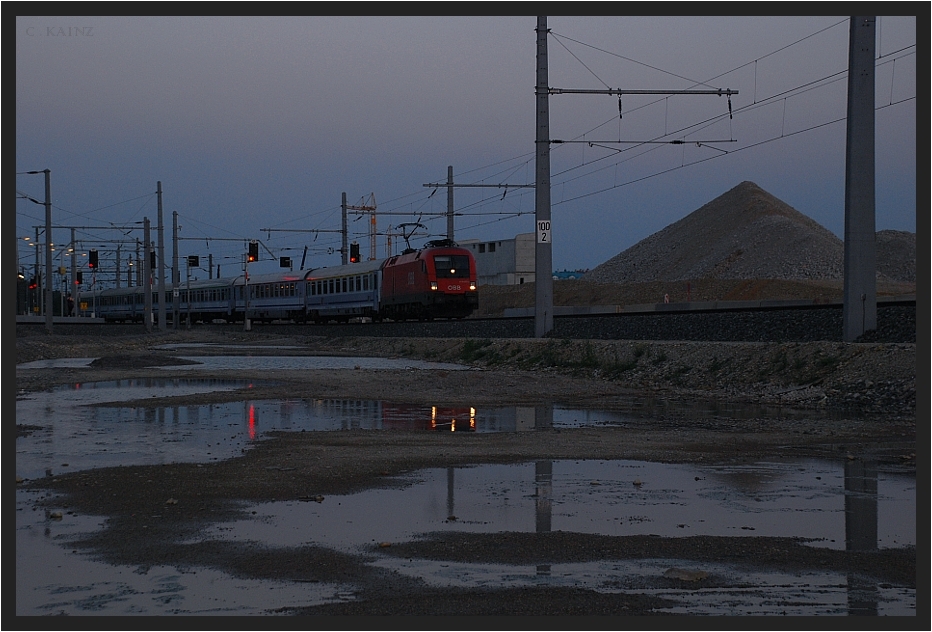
189;458;913;615
15;375;915;616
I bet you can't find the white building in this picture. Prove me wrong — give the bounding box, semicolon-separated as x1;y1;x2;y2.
459;233;535;286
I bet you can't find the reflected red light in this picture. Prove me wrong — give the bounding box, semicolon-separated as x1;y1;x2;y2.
248;404;256;440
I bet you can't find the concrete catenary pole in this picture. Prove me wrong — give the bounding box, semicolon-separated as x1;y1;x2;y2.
42;170;53;333
172;210;180;328
534;16;554;338
342;192;348;265
143;218;152;333
71;228;78;315
843;16;877;342
447;165;455;241
34;227;40;316
156;181;167;331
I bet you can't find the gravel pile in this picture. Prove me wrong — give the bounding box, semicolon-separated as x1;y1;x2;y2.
583;181;915;286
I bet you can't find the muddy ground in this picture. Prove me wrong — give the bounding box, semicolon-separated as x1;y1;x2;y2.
15;329;918;617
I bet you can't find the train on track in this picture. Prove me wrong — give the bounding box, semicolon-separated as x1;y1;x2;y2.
78;239;479;324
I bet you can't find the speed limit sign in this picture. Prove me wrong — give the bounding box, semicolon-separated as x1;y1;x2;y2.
537;220;551;243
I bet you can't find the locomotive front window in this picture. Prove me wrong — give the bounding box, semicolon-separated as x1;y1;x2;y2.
434;255;470;278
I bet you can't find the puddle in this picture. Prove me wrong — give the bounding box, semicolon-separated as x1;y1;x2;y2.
152;343;307;350
17;382;826;483
17;355;468;371
189;460;915;616
15;381;612;481
195;460;916;552
16;380;256;480
15;488;354;615
16;378;916;616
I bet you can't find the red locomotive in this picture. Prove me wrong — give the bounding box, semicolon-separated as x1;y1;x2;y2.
378;239;478;320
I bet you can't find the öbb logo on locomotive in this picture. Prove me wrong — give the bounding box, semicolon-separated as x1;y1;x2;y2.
81;239;478;324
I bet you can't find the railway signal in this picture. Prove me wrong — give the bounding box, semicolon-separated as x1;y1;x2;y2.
248;240;258;262
88;249;98;268
187;255;199;267
349;242;360;263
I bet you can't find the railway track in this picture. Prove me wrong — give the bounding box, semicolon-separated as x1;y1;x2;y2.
17;300;916;344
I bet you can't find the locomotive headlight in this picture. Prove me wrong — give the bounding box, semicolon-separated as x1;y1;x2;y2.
430;281;438;291
469;281;476;291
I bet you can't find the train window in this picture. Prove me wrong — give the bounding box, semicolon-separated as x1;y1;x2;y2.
478;244;486;253
342;278;347;293
433;255;470;278
488;242;496;252
329;279;334;294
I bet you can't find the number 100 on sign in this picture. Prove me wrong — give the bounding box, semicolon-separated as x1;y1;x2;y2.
537;221;551;243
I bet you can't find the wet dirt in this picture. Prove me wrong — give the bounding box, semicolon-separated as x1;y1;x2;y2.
15;329;917;617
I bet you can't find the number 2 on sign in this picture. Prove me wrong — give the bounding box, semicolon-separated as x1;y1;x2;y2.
537;220;551;243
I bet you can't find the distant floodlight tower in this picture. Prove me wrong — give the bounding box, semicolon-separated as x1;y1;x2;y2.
843;16;877;342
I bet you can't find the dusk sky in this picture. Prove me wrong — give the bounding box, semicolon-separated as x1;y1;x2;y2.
15;15;917;281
